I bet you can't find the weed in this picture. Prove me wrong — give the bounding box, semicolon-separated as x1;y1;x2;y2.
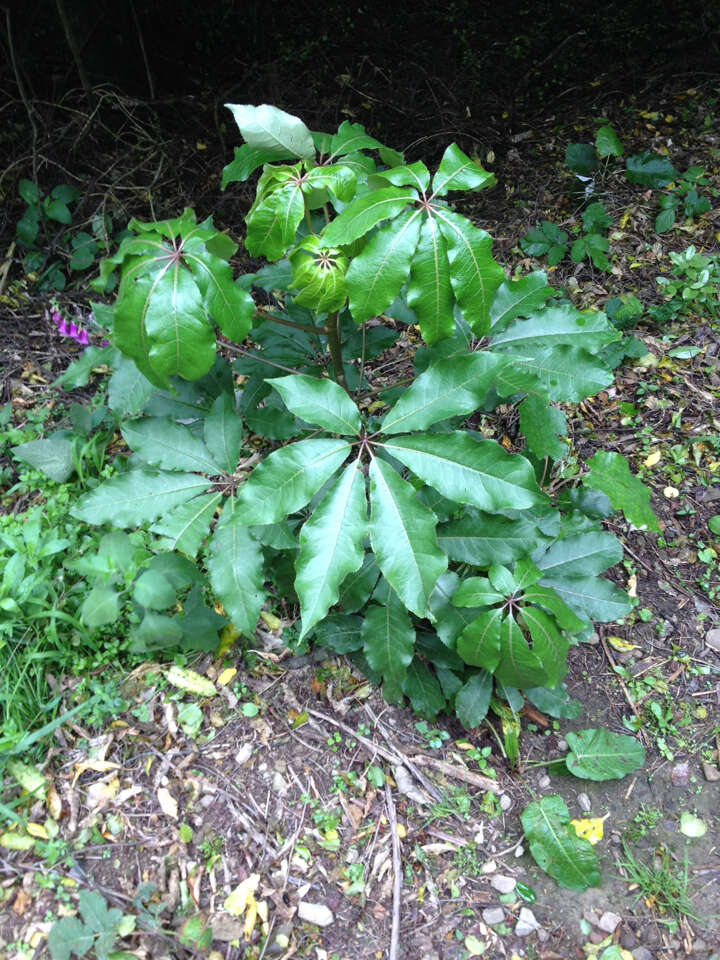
619;840;700;922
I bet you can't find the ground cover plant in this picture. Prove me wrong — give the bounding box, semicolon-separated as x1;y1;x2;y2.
2;82;720;959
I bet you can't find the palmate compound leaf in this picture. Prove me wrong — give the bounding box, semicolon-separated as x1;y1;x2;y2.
345;209;422;323
585;451;660;531
145;266;217;382
234;438;352;525
381;433;546;512
455;670;493;729
245;181;305;261
121;417;221;474
207;509;265;638
438;511;549;566
489;271;556;334
368;456;447;618
519;394;568;460
362;581;415;704
434;208;505;336
406;216;455;345
70;469;209;527
490;301;620;353
204;393;244;474
494;344;613;404
494;613;548;688
403;659;446;720
521;795;601;891
271;374;362;435
520;606;569;688
296;459;368;639
321;186;415;247
565;728;645;781
150;492;222;558
457;608;503;670
225;104;316;161
431;143;496;197
183;241;255;343
379;353;507;435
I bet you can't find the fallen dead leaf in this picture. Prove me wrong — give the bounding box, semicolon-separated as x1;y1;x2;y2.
157;786;178;819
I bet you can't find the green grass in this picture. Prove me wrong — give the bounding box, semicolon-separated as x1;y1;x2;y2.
619;840;700;922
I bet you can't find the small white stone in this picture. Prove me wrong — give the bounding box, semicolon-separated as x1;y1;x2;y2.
597;911;622;934
490;874;516;894
482;907;505;925
557;739;568;752
499;794;512;811
514;844;524;858
538;775;551;789
577;792;592;813
515;907;540;937
297;902;334;927
705;628;720;653
481;859;497;874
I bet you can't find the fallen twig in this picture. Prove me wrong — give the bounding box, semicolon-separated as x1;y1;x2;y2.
384;781;402;960
409;754;501;795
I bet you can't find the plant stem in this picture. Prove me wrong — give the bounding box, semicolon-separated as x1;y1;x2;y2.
256;309;322;336
221;341;303;376
304;207;316;235
325;311;347;389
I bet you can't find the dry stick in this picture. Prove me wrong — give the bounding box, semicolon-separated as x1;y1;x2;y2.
128;0;154;99
3;8;39;187
384;782;402;960
305;707;441;801
54;0;93;101
599;635;648;745
409;754;501;795
0;241;15;298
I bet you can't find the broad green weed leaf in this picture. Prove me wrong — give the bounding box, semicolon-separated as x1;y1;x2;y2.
208;512;265;638
380;354;506;434
565;728;645;780
595;124;623;158
435;208;504;335
271;375;362;435
234;438;351;524
362;585;415;703
382;433;545;511
368;457;447;617
47;916;94;960
521;795;601;890
71;469;208;527
80;586;120;628
539;574;632;623
121;418;221;474
432;143;496;197
225;104;315;160
625;152;678;187
12;432;74;483
585;451;659;531
221;144;281;187
524;684;581;719
296;460;367;638
533;530;622;578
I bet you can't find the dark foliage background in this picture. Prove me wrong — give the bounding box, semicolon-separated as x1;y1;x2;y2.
5;0;719;147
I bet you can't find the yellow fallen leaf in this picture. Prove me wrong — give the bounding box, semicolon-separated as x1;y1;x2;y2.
165;666;216;697
570;814;608;844
215;623;241;658
396;823;407;839
224;874;260;916
217;667;237;686
627;574;637;598
607;636;638;653
619;211;631;229
157;787;178;819
643;449;661;468
196;141;207;150
46;783;63;820
87;776;119;809
244;895;258;940
72;760;120;786
0;831;35;850
260;610;282;630
26;822;49;840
